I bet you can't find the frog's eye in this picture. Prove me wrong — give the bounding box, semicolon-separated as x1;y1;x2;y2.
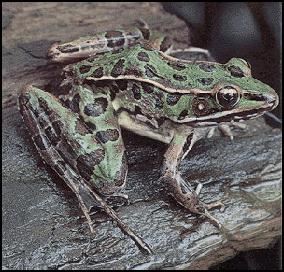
216;86;240;109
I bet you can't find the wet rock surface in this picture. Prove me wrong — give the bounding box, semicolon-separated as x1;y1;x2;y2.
2;2;282;270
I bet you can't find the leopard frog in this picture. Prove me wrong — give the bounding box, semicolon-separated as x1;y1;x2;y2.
18;25;279;253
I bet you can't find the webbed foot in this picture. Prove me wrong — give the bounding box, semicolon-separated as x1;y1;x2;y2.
103;193;129;207
162;172;223;228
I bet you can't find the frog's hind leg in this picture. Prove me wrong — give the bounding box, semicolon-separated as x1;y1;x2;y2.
19;85;103;232
64;84;129;204
19;85;152;254
48;27;145;64
167;46;215;63
19;85;128;205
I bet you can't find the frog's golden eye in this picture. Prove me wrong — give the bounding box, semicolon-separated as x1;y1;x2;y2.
216;86;240;109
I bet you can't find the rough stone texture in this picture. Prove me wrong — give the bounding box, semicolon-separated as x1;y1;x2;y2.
2;2;281;270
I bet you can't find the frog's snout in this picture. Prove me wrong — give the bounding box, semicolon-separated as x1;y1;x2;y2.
263;91;279;110
244;89;279;110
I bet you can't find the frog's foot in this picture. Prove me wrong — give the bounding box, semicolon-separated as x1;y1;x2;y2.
103;193;129;208
162;172;223;228
136;18;150;34
162;172;204;214
193;180;225;211
88;193;129;215
207;121;247;140
168;46;213;61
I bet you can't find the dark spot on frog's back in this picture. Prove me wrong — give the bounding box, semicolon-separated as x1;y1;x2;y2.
111;59;125;77
166;93;182;105
77;149;105;181
167;62;186;71
197;77;214;85
125;67;143;77
137;51;150;62
132;83;141;100
84;97;108;117
70;93;80;113
105;31;125;48
155;92;164;109
198;63;216;72
92;67;104;78
116;80;128;91
111;48;124;55
109;84;120;100
144;64;160;78
141;82;154;93
173;74;187;81
75;119;92;135
85;121;97;132
38;97;53;116
95;129;120;144
79;65;91;74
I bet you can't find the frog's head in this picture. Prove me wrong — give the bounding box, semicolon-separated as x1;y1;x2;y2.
188;58;279;126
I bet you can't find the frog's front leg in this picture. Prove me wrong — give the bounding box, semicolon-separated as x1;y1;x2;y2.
161;126;223;227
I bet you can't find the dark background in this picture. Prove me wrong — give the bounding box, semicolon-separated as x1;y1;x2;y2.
162;2;282;270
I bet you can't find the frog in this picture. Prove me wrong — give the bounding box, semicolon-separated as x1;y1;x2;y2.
18;23;279;254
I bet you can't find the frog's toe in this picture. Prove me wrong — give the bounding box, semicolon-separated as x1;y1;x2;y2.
104;193;129;207
204;200;225;212
161;172;204;214
217;121;247;140
218;123;234;140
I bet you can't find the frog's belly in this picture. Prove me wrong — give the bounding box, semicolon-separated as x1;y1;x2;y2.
117;111;174;144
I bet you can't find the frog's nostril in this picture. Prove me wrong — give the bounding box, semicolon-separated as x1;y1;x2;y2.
263;93;276;103
267;93;279;109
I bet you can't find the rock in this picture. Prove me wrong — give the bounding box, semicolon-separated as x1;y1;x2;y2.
2;13;13;29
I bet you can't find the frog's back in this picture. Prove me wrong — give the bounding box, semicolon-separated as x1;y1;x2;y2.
66;43;227;94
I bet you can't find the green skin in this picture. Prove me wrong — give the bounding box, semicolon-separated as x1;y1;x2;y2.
19;41;278;218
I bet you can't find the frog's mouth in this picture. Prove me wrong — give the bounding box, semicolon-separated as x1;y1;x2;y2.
185;102;276;126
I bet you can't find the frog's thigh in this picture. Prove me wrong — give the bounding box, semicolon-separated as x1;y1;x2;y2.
74;85;128;195
19;85;127;196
